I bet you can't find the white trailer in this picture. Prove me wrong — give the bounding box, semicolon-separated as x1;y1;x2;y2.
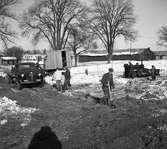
45;49;73;71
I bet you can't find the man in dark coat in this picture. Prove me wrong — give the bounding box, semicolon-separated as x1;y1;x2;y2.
151;65;156;80
64;67;71;90
128;62;133;78
28;126;62;149
124;63;129;78
101;68;115;105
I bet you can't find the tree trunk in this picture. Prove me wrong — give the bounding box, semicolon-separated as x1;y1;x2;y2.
107;43;114;63
107;53;112;63
73;48;78;67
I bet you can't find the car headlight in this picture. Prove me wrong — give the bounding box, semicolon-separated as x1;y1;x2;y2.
38;73;42;76
21;74;24;77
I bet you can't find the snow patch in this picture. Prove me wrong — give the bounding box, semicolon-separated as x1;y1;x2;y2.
0;96;38;127
71;74;100;85
45;75;56;85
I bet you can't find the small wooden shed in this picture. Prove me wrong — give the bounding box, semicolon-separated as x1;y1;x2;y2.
45;49;73;71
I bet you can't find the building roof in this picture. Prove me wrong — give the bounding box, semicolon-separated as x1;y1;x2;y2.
153;51;167;56
1;57;17;60
80;48;151;56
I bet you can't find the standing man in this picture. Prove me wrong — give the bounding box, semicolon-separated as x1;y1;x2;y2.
128;62;133;78
124;63;129;78
101;68;115;105
52;68;63;91
64;67;71;90
61;71;66;92
151;65;156;80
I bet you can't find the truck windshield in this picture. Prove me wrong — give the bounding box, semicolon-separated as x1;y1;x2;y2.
19;64;34;69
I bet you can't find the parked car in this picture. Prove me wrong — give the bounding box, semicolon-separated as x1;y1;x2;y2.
7;62;45;89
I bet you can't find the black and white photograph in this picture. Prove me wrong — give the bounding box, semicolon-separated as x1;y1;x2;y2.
0;0;167;148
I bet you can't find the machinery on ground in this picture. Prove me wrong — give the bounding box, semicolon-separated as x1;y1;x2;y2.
124;62;160;78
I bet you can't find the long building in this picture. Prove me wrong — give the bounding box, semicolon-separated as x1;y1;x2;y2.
79;47;155;62
153;51;167;60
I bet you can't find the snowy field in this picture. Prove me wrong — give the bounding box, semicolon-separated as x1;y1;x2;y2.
46;59;167;85
45;60;167;101
71;60;167;84
1;59;167;127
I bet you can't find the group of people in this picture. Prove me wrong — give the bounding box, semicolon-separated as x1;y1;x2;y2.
124;61;144;78
51;60;157;105
124;60;157;80
52;67;71;92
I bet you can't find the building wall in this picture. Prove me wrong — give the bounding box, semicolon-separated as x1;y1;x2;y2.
79;55;107;62
79;51;154;62
155;55;167;60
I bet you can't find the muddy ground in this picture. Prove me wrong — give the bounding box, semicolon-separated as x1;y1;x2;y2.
1;77;167;149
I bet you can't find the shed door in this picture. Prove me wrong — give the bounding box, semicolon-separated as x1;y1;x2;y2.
62;51;67;67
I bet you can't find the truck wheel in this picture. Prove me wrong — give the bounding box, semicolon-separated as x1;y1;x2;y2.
39;80;45;88
15;81;22;90
6;75;11;84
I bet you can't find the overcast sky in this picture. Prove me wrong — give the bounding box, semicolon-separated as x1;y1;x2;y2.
9;0;167;51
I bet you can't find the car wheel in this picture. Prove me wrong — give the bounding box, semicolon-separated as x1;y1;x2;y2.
6;75;11;84
15;81;22;90
39;80;45;88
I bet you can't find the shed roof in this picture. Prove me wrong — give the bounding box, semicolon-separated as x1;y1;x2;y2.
1;57;17;60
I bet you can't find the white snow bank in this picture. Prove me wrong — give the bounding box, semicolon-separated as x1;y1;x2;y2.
115;77;130;85
45;76;55;85
71;74;100;85
0;96;38;127
70;61;123;76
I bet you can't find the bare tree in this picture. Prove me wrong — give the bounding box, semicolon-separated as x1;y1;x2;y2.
89;0;137;63
157;26;167;47
20;0;87;51
0;0;18;47
67;24;94;66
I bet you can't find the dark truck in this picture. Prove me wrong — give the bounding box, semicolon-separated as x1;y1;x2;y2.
7;62;45;89
124;63;160;78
